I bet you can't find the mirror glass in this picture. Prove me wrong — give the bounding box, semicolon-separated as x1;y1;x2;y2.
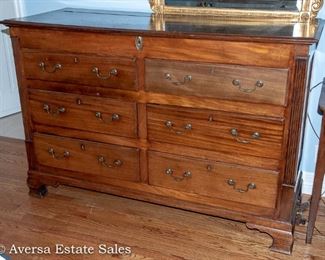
165;0;299;11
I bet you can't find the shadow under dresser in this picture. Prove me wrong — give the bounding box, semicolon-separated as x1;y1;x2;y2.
2;8;324;255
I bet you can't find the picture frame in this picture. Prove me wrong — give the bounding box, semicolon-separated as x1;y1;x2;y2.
149;0;324;22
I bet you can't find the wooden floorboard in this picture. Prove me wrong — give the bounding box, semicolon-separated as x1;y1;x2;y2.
0;137;324;259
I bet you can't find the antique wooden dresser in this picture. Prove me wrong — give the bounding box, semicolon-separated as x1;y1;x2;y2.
2;7;324;254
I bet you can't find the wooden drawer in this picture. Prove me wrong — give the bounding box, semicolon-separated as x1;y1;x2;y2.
145;59;288;106
30;90;137;138
33;134;140;182
147;105;284;161
148;151;279;209
144;37;292;68
23;51;137;90
17;28;139;57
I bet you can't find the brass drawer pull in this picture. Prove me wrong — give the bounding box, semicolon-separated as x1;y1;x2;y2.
39;62;62;73
92;67;118;80
232;79;264;93
165;120;192;135
230;128;261;144
97;155;123;168
48;148;70;160
164;73;192;86
227;179;256;193
43;104;66;116
95;112;121;122
165;168;192;182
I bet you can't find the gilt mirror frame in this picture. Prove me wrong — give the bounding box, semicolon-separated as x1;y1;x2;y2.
149;0;323;22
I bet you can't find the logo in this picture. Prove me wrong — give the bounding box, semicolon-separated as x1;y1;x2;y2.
0;244;10;260
0;245;6;255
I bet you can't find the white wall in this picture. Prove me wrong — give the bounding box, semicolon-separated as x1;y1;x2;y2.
300;9;325;194
21;0;151;16
13;1;325;194
0;0;22;118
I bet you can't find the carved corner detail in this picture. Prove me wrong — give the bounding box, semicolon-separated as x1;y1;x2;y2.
149;0;164;14
311;0;324;20
246;223;294;255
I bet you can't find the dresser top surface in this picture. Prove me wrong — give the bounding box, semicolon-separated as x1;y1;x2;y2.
2;8;324;44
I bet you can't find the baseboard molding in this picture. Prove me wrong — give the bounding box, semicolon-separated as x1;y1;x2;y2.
302;170;325;195
0;136;24;143
0;107;21;118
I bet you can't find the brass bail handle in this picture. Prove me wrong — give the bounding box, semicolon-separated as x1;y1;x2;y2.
92;67;118;80
230;128;261;144
165;120;192;135
227;179;256;193
164;73;192;86
39;62;62;73
48;148;70;160
43;104;66;116
232;79;264;93
95;112;121;122
165;168;192;182
97;155;123;168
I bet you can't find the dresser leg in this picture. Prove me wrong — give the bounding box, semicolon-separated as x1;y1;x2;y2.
246;223;293;255
27;175;48;198
29;185;48;198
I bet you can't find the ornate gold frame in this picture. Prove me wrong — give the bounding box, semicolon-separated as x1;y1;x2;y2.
149;0;323;22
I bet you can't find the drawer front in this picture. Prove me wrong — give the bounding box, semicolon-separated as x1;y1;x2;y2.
30;90;137;138
144;37;292;68
148;151;279;209
145;59;288;106
147;105;284;160
17;29;138;57
23;52;137;90
34;134;140;182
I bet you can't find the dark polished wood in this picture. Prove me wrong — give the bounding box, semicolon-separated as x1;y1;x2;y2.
306;80;325;243
2;8;323;42
284;56;309;186
1;8;323;255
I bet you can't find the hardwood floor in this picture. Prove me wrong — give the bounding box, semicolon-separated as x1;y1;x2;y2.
0;137;324;260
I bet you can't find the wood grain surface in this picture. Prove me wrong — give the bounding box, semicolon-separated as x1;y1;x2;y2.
23;51;137;91
29;89;138;138
145;59;289;106
147;104;285;162
148;151;279;209
33;134;140;182
17;28;138;57
2;9;318;254
0;137;324;260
